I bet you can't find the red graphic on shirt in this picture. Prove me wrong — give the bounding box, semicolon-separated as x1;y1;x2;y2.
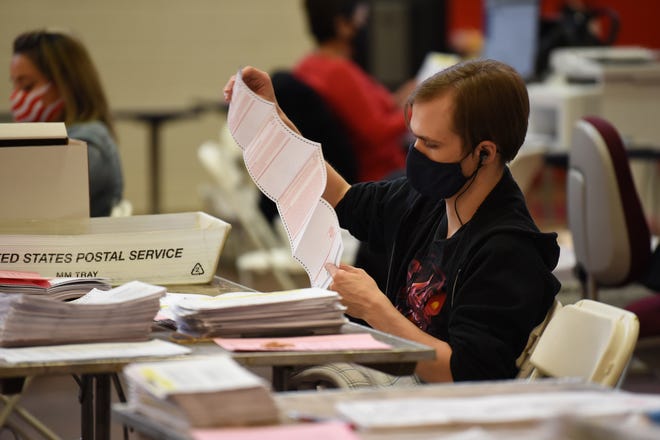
424;293;446;317
400;257;447;331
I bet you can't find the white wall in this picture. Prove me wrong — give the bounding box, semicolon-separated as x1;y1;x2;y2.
0;0;312;214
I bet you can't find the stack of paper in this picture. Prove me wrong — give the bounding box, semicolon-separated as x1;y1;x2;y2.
0;270;111;301
171;288;348;337
0;281;165;347
335;391;660;430
124;356;279;434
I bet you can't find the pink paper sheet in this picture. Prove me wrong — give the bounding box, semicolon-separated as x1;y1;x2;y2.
192;421;359;440
214;333;392;352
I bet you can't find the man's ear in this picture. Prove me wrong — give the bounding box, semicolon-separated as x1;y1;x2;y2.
476;141;498;164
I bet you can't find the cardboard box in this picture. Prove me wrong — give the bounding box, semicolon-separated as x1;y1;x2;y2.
0;212;231;285
0;122;90;220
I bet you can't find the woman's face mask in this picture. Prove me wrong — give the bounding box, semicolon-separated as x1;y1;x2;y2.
11;83;64;122
406;144;471;201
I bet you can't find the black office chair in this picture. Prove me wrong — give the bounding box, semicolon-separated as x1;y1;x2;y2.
259;70;359;223
272;70;358;183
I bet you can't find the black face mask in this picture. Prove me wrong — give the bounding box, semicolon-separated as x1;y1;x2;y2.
406;144;472;201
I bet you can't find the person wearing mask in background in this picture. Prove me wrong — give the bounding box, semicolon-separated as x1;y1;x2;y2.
225;59;561;382
295;0;415;183
296;0;418;290
10;29;123;217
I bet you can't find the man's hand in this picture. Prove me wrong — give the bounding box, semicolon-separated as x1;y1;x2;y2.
325;263;386;321
223;66;276;103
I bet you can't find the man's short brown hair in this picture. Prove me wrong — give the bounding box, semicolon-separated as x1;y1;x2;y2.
406;59;529;163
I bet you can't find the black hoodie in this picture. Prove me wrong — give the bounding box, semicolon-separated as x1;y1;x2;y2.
335;167;561;381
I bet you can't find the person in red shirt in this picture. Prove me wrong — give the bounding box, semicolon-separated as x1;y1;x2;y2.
294;0;415;183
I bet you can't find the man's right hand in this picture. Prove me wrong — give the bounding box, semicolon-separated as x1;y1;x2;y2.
223;66;277;104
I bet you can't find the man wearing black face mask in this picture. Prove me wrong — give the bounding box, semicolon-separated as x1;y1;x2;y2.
224;59;561;384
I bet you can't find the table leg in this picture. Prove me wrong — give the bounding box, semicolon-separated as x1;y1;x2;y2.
95;375;111;440
112;373;131;440
0;377;26;427
77;374;113;440
79;375;94;440
271;366;294;391
148;121;162;214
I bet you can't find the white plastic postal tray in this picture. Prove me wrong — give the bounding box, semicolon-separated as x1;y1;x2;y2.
0;212;231;285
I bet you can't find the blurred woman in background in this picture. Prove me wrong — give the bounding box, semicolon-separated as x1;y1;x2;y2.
10;29;123;217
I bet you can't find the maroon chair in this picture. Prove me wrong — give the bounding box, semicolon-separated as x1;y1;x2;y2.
567;116;652;301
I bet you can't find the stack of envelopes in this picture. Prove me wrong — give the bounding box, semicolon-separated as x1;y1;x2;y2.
0;271;111;301
123;356;279;434
0;281;165;347
171;287;348;337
